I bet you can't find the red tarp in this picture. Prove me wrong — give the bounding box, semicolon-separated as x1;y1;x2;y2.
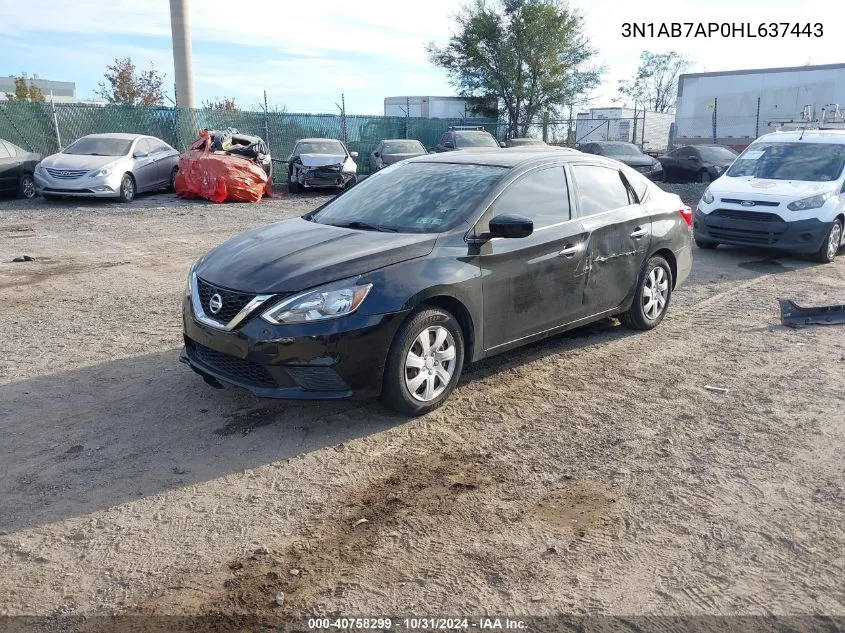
175;129;273;203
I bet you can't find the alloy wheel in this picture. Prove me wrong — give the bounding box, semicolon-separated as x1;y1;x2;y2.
642;265;669;320
828;222;842;260
404;325;456;402
21;176;36;199
122;177;134;201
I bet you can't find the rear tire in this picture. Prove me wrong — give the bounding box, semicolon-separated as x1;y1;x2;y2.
168;167;178;192
812;218;843;263
621;255;673;331
19;173;36;199
381;308;465;416
118;173;135;203
695;239;719;250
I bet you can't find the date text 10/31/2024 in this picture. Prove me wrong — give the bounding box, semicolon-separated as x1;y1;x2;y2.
622;22;823;38
307;617;528;630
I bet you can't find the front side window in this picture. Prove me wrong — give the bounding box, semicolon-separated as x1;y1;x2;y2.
697;146;738;162
308;162;507;234
477;166;571;233
454;132;499;148
727;142;845;181
571;165;633;216
382;140;425;154
600;143;642;157
63;136;132;156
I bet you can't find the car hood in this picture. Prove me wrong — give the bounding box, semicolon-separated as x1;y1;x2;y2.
195;217;437;294
383;152;425;164
40;153;123;170
611;155;657;168
710;177;838;199
297;153;348;167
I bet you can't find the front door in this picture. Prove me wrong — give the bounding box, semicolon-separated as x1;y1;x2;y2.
569;163;652;317
473;164;588;351
132;138;158;192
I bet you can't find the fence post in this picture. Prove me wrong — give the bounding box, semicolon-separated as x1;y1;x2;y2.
755;96;761;138
263;90;270;145
49;91;62;150
542;111;549;142
712;97;718;143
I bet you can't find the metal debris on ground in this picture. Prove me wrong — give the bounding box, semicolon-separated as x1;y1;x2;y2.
275;591;285;607
778;298;845;328
353;518;369;527
704;386;730;394
12;255;34;262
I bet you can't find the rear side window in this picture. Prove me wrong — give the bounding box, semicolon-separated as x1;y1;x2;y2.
620;167;651;202
571;165;633;216
479;165;571;232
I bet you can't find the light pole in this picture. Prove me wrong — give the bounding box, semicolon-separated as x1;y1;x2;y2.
170;0;195;110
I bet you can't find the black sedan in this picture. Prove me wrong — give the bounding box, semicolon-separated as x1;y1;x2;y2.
0;138;40;198
181;149;693;415
579;141;663;180
658;144;739;183
369;139;427;172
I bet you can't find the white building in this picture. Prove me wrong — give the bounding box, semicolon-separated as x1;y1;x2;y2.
0;76;76;102
675;62;845;150
575;107;674;152
384;96;494;119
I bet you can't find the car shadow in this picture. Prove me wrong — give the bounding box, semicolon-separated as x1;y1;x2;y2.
1;317;634;535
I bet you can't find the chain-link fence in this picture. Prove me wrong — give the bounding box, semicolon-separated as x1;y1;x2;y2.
674;102;789;151
520;113;674;154
0;101;504;181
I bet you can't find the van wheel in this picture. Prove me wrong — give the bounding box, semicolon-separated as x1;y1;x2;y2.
381;308;465;416
813;218;843;263
621;255;673;331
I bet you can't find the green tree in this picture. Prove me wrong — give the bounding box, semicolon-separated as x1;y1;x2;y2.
96;57;165;106
202;96;238;111
427;0;603;137
617;51;693;113
4;73;46;102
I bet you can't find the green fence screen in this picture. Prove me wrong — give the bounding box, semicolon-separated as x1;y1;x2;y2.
0;102;504;181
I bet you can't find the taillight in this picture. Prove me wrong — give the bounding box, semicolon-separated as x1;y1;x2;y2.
679;206;693;227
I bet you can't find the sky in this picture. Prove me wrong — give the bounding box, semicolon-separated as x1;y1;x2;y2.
0;0;838;115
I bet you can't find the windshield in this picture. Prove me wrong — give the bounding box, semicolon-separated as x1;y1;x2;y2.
726;142;845;181
697;146;738;161
600;143;642;156
382;141;425;154
308;162;507;233
297;141;346;155
455;132;499;148
63;137;132;156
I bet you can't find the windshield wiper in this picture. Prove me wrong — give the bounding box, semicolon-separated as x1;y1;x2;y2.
331;221;398;233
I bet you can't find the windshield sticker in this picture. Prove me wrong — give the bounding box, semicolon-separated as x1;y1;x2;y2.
741;150;765;160
416;217;443;226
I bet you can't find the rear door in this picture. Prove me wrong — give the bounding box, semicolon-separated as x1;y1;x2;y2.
473;164;588;350
149;138;175;185
0;141;19;193
569;162;652;317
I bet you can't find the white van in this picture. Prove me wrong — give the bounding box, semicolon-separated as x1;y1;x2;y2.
693;130;845;263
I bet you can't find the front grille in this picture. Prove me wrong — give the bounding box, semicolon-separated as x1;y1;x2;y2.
720;198;780;207
285;366;349;392
712;209;783;222
45;168;88;180
192;343;276;388
196;277;256;327
708;228;782;245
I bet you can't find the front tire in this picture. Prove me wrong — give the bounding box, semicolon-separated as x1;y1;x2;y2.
698;170;712;184
288;173;300;194
19;173;36;199
621;255;673;331
381;308;465;416
168;167;178;192
118;173;135;203
813;218;843;263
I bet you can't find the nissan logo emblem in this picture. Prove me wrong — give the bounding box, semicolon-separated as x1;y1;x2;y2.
741;200;755;207
208;293;223;314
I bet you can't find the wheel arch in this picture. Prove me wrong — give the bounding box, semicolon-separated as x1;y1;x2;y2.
416;294;476;367
649;247;678;289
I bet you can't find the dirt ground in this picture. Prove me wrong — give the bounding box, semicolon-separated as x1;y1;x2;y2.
1;186;844;628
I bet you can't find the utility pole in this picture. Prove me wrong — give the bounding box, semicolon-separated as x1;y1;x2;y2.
169;0;195;110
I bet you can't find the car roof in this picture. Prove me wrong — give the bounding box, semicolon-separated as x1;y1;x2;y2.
408;148;611;169
297;138;344;143
757;130;845;144
80;133;145;141
593;141;637;146
381;139;423;143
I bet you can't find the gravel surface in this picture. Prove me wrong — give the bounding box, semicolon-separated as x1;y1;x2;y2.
1;191;844;626
656;182;708;207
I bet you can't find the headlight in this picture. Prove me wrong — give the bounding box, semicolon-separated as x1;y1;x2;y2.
261;282;372;325
185;260;198;297
35;163;45;174
89;167;111;178
701;188;714;204
787;191;835;211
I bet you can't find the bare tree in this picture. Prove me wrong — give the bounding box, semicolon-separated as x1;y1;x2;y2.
618;51;693;113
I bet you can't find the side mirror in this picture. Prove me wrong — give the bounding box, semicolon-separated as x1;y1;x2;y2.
133;150;148;158
499;141;507;148
350;151;358;158
489;214;533;239
443;142;454;149
373;151;380;158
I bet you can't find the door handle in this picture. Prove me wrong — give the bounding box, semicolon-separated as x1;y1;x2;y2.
559;244;580;257
630;227;648;239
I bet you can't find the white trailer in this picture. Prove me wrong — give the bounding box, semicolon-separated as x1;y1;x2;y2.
575;107;673;153
675;62;845;150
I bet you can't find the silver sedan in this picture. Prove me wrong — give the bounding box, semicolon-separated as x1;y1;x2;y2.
34;133;180;202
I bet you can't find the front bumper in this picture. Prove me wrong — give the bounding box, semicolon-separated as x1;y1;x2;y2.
294;167;356;189
34;171;122;198
693;208;829;253
180;296;409;400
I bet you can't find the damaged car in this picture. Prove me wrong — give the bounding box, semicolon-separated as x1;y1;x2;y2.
286;138;358;193
181;148;692;416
